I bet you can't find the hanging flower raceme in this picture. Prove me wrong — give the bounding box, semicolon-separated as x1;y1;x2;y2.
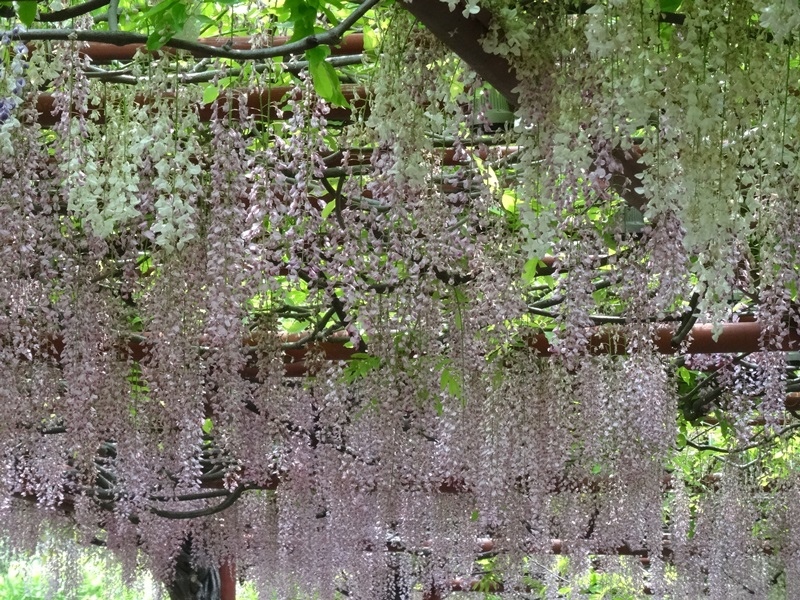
0;26;27;133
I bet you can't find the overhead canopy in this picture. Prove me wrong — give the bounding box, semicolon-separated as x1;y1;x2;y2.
1;1;800;599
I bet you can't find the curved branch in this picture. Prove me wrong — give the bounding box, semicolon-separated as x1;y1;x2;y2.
528;278;613;310
679;352;751;405
149;488;235;503
686;386;725;419
320;175;347;229
39;0;111;22
83;54;366;85
107;0;119;31
672;290;700;347
0;1;112;24
280;307;337;350
7;0;381;60
149;483;256;519
684;423;800;454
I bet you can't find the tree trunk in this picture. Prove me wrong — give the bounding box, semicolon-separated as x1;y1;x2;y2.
168;541;221;600
385;557;410;600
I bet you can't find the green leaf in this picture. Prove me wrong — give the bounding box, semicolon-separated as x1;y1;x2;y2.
147;31;171;51
452;286;468;305
501;190;519;213
320;199;336;220
193;14;216;26
718;414;732;438
138;255;152;274
660;0;682;11
440;366;463;400
281;318;308;333
284;0;319;41
203;85;220;104
218;76;237;89
140;0;180;20
363;24;379;52
591;288;607;303
169;1;188;26
15;1;37;26
522;258;540;284
143;0;191;50
285;288;309;306
470;509;480;521
202;418;213;434
307;47;349;107
434;397;444;416
343;353;382;384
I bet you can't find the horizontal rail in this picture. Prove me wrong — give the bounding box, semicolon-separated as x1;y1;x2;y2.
33;86;367;126
35;320;800;382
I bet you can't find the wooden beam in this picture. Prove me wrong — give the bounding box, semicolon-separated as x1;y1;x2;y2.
36;320;800;385
69;33;365;63
33;86;366;126
401;0;519;105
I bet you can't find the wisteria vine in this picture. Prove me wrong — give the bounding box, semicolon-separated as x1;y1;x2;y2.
1;0;800;599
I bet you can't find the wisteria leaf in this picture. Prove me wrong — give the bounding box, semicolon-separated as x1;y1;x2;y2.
306;46;348;106
202;85;220;104
320;200;336;220
15;1;37;26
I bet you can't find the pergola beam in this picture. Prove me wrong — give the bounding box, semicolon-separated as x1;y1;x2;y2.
32;86;366;126
37;320;799;382
64;33;365;63
401;0;519;105
529;321;800;356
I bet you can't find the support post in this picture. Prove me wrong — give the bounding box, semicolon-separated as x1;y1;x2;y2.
220;561;236;600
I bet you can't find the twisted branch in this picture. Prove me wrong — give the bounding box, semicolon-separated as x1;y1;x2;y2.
149;483;257;519
83;54;365;85
5;0;381;60
0;0;110;21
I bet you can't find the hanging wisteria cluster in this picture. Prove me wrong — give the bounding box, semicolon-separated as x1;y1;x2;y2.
2;0;800;598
